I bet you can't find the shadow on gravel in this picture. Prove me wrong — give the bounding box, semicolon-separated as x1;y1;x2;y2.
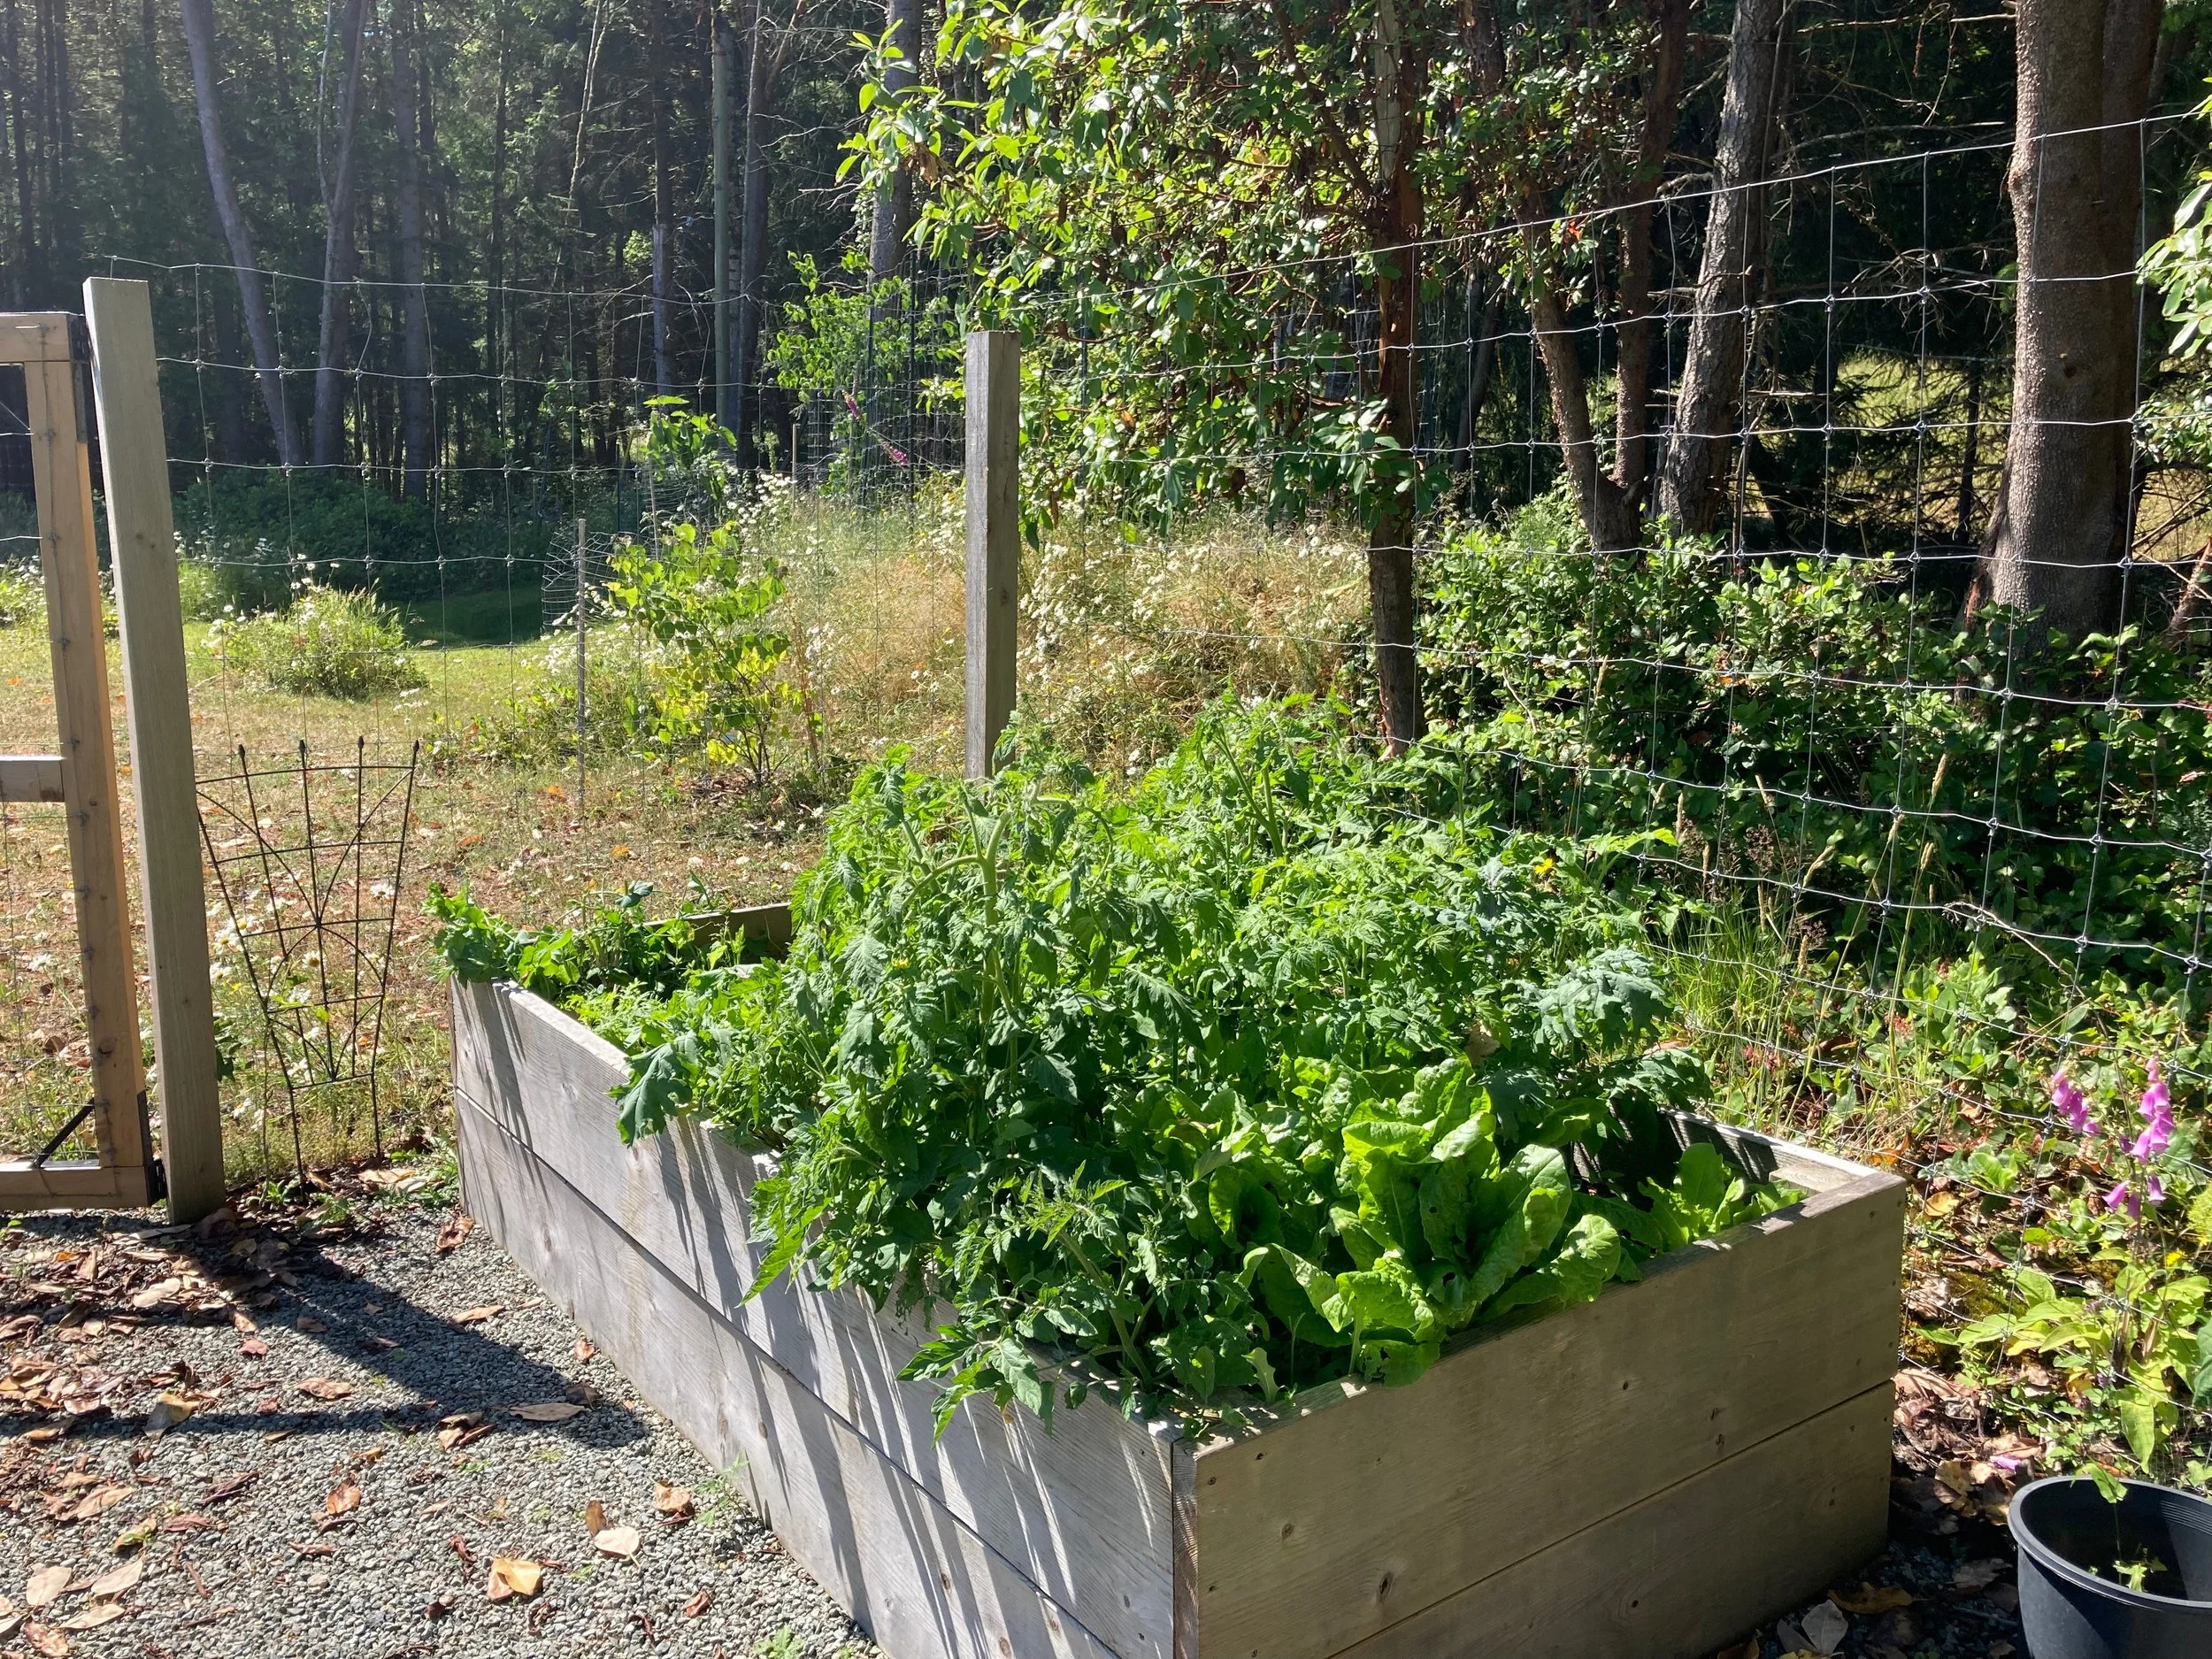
2;1205;648;1452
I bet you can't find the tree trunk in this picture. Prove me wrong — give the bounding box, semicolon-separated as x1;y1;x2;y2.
712;5;734;434
734;0;806;466
1529;279;1643;551
488;11;507;399
311;0;370;470
179;0;299;467
734;0;769;465
390;0;433;499
1984;0;2161;641
1655;0;1789;535
1610;0;1688;503
1367;0;1423;749
2;0;28;307
649;0;675;397
865;0;919;286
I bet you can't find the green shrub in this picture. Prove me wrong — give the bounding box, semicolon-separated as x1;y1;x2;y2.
0;561;39;629
1418;490;2212;977
206;581;427;699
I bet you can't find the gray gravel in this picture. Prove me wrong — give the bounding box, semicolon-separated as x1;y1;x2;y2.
0;1194;878;1659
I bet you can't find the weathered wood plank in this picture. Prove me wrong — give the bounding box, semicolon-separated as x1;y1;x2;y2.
456;1088;1132;1659
0;755;64;803
86;277;227;1223
1181;1169;1905;1659
0;1161;152;1208
1329;1385;1893;1659
22;319;148;1180
451;980;1179;1659
964;329;1018;779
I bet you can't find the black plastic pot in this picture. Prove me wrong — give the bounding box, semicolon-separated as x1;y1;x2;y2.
2014;1475;2212;1657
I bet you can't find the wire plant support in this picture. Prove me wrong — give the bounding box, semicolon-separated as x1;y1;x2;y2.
198;739;421;1181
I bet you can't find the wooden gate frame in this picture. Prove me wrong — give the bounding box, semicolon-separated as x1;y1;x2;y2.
0;311;154;1209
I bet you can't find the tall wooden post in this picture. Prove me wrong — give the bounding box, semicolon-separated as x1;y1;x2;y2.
964;330;1018;779
85;279;226;1221
4;313;150;1206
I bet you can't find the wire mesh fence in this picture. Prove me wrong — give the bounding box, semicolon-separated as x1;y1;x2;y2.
0;106;2208;1479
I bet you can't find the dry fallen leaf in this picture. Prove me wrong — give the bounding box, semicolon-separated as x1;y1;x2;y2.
143;1393;196;1437
511;1402;586;1424
24;1566;70;1609
436;1412;488;1451
295;1316;328;1335
24;1619;69;1656
435;1214;475;1254
238;1337;268;1359
582;1500;607;1535
296;1379;353;1402
652;1482;694;1520
452;1305;502;1325
1830;1582;1914;1615
593;1526;641;1560
70;1487;130;1523
482;1557;542;1601
1799;1600;1848;1655
681;1588;712;1618
230;1310;257;1333
86;1559;141;1599
573;1336;595;1363
1952;1558;2006;1594
326;1481;362;1518
56;1606;124;1632
128;1279;179;1311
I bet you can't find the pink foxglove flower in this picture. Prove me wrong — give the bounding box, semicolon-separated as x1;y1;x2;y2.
2106;1179;2141;1220
2130;1060;2174;1163
2146;1174;2167;1207
2050;1070;2093;1135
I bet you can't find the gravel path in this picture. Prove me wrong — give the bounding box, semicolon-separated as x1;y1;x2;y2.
4;1186;2032;1659
1;1193;878;1659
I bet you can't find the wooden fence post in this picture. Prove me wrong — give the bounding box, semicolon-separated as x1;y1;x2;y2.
964;329;1018;779
85;278;226;1221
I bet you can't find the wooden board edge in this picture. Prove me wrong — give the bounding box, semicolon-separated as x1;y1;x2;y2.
1321;1383;1893;1659
456;1087;1143;1659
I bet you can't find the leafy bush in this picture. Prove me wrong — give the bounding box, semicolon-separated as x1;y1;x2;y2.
434;701;1793;1425
1419;492;2212;977
0;561;39;629
205;581;427;699
607;406;798;784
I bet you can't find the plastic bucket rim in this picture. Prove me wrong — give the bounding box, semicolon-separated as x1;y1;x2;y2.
2013;1474;2212;1612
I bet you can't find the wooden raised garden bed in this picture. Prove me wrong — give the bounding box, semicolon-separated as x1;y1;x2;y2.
451;923;1906;1659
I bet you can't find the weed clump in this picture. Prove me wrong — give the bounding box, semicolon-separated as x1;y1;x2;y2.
207;581;426;700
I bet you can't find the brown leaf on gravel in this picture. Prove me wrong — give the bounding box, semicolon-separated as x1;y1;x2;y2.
56;1605;124;1632
229;1310;257;1334
296;1379;352;1402
592;1526;640;1560
1831;1583;1914;1615
449;1535;477;1570
325;1481;362;1518
206;1471;259;1505
452;1305;501;1325
582;1500;607;1535
295;1317;327;1335
511;1402;586;1424
0;1611;20;1643
652;1482;694;1521
434;1214;475;1254
70;1486;130;1523
436;1413;488;1452
128;1279;180;1311
681;1588;711;1618
86;1559;141;1598
24;1620;69;1656
482;1558;542;1601
572;1336;594;1363
143;1393;196;1437
238;1338;268;1358
157;1514;220;1533
25;1565;71;1608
